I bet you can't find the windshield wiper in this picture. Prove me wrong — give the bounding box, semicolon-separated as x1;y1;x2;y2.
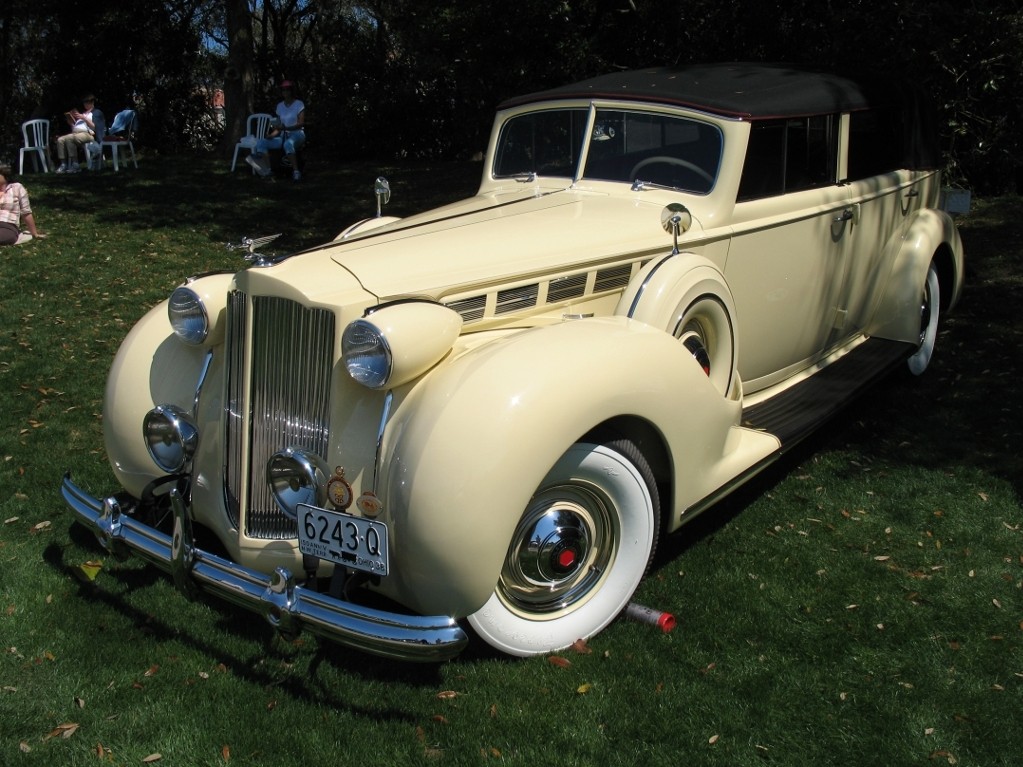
631;178;684;192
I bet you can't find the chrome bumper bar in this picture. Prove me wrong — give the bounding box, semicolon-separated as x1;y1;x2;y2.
61;474;468;662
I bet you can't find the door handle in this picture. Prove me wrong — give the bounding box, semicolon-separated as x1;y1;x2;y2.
833;209;854;223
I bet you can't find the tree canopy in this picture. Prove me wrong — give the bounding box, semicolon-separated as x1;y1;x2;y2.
1;0;1020;192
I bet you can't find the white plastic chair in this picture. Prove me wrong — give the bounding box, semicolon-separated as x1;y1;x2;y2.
19;119;51;173
84;108;107;170
231;113;273;172
102;111;138;171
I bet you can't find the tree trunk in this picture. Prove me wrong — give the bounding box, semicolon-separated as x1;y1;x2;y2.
221;0;255;154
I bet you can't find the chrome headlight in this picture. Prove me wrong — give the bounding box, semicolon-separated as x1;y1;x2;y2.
267;447;330;520
168;286;209;345
342;302;463;389
144;404;199;473
342;319;392;388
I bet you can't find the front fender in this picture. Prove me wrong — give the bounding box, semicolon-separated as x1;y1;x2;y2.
378;316;745;618
104;273;235;498
868;208;965;343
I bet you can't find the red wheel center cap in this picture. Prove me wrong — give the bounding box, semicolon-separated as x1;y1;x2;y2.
557;549;577;568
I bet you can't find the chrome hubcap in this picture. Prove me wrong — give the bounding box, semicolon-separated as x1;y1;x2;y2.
918;282;933;345
498;484;615;615
679;321;712;376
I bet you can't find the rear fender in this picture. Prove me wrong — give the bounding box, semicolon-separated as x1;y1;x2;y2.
868;209;964;343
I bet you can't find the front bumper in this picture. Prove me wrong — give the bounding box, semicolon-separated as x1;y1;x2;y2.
60;474;468;662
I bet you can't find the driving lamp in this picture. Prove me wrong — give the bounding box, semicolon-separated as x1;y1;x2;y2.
267;447;330;520
143;404;199;473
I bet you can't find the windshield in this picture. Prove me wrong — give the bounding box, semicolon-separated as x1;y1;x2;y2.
494;107;722;194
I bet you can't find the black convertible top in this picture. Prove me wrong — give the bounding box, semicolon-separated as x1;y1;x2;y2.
499;63;890;120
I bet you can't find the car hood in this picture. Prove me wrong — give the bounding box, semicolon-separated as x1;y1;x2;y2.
319;188;701;300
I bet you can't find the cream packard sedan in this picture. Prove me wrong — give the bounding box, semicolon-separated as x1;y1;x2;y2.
63;64;964;660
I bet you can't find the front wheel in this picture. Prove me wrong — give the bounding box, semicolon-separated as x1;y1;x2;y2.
468;440;659;656
907;262;940;376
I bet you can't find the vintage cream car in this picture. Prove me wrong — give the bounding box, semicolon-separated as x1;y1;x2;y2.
63;64;964;660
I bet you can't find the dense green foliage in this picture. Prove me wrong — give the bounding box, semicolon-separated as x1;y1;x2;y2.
0;158;1020;765
2;1;1021;190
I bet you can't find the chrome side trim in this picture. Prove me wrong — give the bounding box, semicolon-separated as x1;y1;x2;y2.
192;349;214;417
372;390;393;493
61;474;468;662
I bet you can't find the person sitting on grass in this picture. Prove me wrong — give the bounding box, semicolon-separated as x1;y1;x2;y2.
0;164;45;245
246;80;306;181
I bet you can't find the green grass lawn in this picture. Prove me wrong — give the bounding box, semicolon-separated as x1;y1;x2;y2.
1;155;1020;766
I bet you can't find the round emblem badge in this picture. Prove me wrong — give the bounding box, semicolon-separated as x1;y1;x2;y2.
326;467;353;510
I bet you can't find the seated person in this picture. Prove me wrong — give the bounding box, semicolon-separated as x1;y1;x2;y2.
246;80;306;181
0;164;45;245
56;94;98;173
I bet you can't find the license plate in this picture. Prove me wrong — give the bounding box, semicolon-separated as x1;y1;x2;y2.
297;504;389;576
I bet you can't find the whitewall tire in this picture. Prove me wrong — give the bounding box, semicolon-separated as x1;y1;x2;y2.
907;262;940;376
468;441;658;656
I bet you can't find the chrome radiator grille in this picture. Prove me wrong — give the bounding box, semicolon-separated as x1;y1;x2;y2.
224;291;336;539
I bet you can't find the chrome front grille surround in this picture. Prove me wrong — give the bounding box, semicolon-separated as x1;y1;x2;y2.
224;291;336;539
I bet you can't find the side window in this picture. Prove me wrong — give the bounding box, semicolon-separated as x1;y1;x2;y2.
738;115;838;201
846;108;902;180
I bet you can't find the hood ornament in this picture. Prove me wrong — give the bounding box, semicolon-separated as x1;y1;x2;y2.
226;233;283;266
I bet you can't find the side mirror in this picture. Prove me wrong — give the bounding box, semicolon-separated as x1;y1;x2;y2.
375;177;391;218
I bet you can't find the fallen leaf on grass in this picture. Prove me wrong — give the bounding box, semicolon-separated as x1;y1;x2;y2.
221;744;231;762
142;754;162;763
547;655;571;668
4;517;19;525
30;520;51;533
143;664;159;677
43;722;79;740
709;734;720;745
74;696;85;709
576;683;592;695
436;690;460;700
19;741;31;753
570;638;592;654
78;561;103;581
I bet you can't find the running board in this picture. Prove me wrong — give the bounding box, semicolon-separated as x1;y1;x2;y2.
741;338;915;451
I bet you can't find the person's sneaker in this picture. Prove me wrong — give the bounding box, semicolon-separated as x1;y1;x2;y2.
56;163;67;174
14;233;33;245
292;169;302;182
68;162;81;173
